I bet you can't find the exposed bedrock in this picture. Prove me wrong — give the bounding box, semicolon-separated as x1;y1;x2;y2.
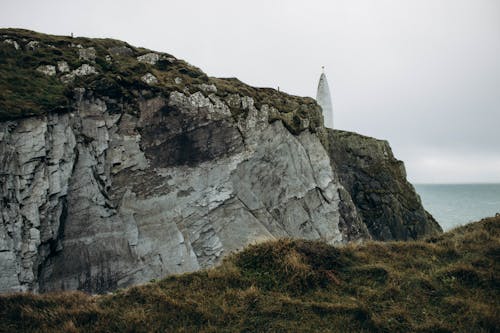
0;29;440;294
0;89;368;293
326;129;442;241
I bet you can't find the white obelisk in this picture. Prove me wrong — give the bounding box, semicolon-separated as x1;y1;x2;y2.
316;67;334;128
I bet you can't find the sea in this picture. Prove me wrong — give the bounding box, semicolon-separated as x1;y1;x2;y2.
414;184;500;231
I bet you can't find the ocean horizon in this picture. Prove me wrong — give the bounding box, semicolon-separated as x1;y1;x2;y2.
414;183;500;231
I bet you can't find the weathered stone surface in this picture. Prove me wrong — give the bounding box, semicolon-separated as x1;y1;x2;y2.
0;114;76;293
61;64;98;83
0;30;439;295
108;46;133;57
3;39;20;50
0;86;368;294
141;73;158;85
57;61;70;73
326;129;442;240
197;83;217;93
137;52;160;65
26;40;39;50
36;65;56;76
73;64;98;76
78;47;96;61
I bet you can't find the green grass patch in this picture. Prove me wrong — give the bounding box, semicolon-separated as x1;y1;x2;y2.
0;28;322;135
1;216;499;332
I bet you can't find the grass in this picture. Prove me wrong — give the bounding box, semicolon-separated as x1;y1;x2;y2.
0;39;70;118
0;28;209;120
1;216;498;332
210;77;322;134
0;28;322;134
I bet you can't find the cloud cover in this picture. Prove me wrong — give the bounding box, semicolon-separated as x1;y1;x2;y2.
1;0;499;183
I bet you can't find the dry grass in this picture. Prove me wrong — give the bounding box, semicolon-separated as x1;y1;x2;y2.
1;216;498;332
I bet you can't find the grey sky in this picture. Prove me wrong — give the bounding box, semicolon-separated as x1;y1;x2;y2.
2;0;499;183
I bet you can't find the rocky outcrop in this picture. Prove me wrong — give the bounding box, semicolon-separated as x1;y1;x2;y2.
326;129;442;240
0;84;368;294
0;29;437;294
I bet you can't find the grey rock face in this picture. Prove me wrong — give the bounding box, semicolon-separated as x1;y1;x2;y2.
137;52;160;65
141;73;158;85
0;30;440;294
57;61;70;73
36;65;56;76
326;129;442;240
108;46;134;57
26;40;39;50
197;83;217;93
61;64;98;83
78;47;96;62
73;64;98;76
0;115;76;292
0;88;367;294
3;39;20;50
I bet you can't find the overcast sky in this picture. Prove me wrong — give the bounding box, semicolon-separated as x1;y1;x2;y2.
2;0;499;183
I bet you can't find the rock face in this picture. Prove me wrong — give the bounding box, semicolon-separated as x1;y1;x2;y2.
0;29;438;294
0;89;369;293
326;129;442;240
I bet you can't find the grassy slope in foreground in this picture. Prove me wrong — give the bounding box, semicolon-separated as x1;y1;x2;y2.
1;216;499;333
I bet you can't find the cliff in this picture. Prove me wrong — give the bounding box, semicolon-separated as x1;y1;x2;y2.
0;29;438;294
326;130;442;240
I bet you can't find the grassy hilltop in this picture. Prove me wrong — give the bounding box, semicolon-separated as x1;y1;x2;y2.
0;216;498;333
0;29;322;134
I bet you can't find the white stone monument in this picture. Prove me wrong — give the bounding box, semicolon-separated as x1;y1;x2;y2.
316;67;334;128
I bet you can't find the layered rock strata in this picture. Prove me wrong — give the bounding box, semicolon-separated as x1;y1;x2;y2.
0;29;439;294
0;88;369;293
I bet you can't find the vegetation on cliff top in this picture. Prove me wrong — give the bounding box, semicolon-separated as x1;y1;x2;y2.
1;216;498;332
0;29;322;134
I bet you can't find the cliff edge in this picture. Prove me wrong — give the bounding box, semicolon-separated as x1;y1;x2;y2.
326;129;442;240
0;29;438;294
